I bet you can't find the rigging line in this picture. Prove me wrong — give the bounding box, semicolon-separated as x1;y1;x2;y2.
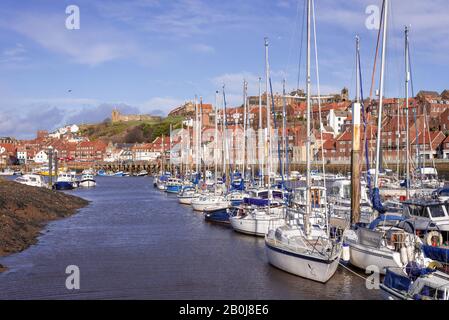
269;78;284;185
296;0;307;91
368;0;385;102
311;0;326;187
363;0;385;174
408;36;420;170
358;38;372;194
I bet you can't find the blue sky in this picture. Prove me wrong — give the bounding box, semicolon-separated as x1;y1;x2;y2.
0;0;448;139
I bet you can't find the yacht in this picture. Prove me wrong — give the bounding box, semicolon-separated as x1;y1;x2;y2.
177;187;199;205
381;266;449;300
344;214;428;275
166;178;183;194
15;174;47;188
230;197;285;237
80;174;96;188
53;172;78;190
191;194;229;212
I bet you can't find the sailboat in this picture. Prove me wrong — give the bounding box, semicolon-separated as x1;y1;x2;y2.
344;1;428;274
265;0;341;283
229;38;286;237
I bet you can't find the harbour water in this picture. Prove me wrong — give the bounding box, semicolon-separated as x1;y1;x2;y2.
0;177;381;299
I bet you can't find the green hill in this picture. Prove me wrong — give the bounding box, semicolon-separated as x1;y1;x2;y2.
79;116;184;144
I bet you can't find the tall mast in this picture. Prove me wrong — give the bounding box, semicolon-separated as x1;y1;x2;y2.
405;26;410;199
282;79;287;181
265;37;272;196
194;95;199;175
170;123;173;175
305;0;311;236
223;86;230;191
258;77;264;184
397;100;400;181
214;90;219;186
200;97;205;183
351;35;362;224
374;0;389;189
242;80;248;183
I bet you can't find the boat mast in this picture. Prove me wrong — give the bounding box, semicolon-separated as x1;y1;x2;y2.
405;26;410;198
195;95;199;176
374;0;389;189
351;35;362;224
242;80;248;183
396;100;400;181
282;79;288;182
305;0;311;237
258;77;264;185
215;90;219;186
265;37;272;198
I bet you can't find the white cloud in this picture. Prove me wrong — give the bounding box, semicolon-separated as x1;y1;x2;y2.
2;12;136;66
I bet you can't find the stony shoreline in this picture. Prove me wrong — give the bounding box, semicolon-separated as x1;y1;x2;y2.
0;179;89;271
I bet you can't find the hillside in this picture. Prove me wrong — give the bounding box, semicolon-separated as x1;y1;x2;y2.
79;116;184;144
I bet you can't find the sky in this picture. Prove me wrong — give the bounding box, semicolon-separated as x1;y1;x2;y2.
0;0;448;139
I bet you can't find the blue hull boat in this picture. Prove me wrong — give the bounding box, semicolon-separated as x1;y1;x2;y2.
166;185;182;194
53;181;74;190
204;208;230;224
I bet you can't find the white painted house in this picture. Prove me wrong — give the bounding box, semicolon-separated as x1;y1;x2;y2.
34;150;49;164
327;109;350;136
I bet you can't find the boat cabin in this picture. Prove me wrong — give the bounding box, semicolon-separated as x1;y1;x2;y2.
402;200;449;233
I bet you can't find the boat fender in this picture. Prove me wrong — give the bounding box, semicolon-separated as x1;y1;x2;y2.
427;260;443;270
342;243;350;262
400;247;409;265
406;245;414;263
425;231;443;247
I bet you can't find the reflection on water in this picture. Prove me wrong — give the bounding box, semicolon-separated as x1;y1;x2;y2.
0;177;381;299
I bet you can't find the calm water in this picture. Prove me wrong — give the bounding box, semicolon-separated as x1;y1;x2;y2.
0;177;381;300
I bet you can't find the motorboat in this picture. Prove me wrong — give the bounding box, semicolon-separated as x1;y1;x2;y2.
14;174;47;188
79;174;96;188
380;265;449;300
0;168;15;176
53;172;78;190
401;200;449;266
166;178;183;194
344;214;428;275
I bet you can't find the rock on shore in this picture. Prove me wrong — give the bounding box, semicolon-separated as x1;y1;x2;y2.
0;179;89;263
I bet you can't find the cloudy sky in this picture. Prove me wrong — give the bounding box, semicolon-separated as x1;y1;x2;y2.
0;0;448;139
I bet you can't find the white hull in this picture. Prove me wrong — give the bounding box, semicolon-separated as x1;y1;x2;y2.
230;216;285;237
192;201;228;212
265;241;340;283
178;197;197;205
80;180;96;188
348;241;401;275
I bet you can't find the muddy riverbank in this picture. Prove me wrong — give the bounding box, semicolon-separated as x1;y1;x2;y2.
0;179;88;267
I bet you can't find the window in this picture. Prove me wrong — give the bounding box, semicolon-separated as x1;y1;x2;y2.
428;205;446;218
408;205;428;218
419;286;446;300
